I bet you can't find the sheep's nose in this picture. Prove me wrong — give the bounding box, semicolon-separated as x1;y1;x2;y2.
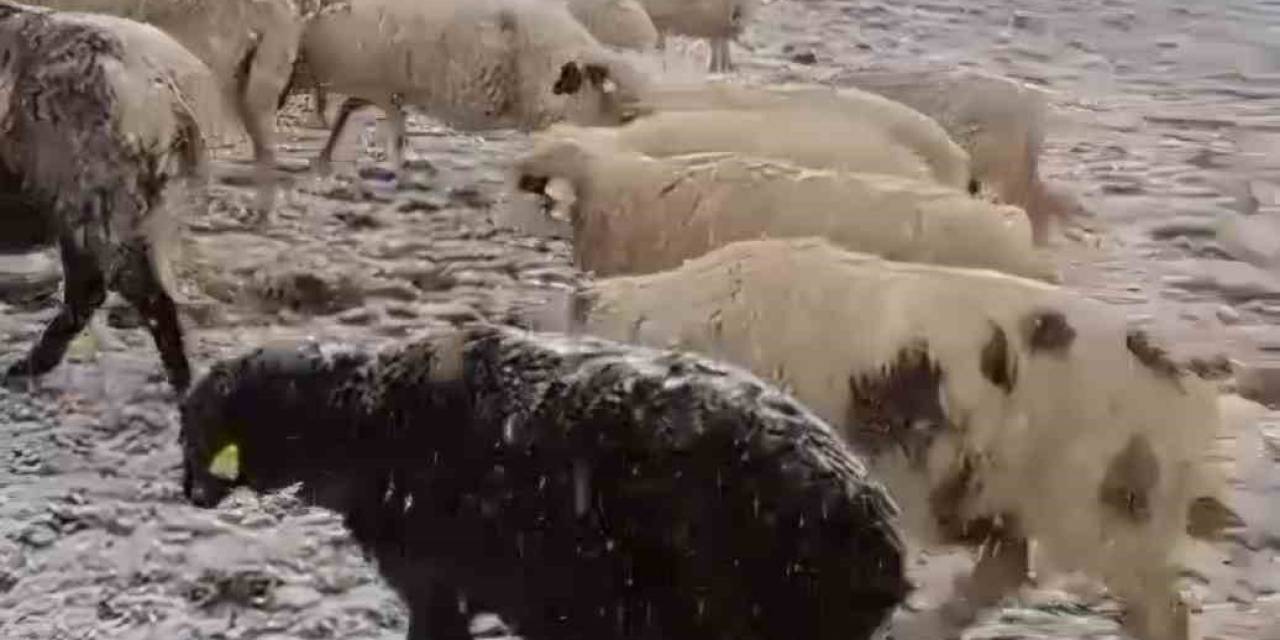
187;481;224;509
183;461;228;508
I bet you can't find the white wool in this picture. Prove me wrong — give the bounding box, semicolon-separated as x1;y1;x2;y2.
514;136;1055;280
545;111;939;184
299;0;650;133
639;0;756;39
563;0;658;51
636;0;759;71
843;67;1062;243
620;79;974;190
571;237;1224;640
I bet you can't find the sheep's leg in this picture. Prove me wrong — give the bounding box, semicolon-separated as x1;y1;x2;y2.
708;38;733;73
959;535;1029;609
5;234;107;384
311;85;330;129
237;31;299;219
1119;572;1190;640
111;242;191;392
656;31;669;72
933;534;1029;635
405;582;470;640
235;88;278;218
315;96;374;176
385;94;408;175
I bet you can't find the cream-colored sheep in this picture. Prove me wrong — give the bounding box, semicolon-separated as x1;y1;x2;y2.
565;0;658;51
29;0;303;215
638;0;758;72
614;80;974;192
513;136;1055;280
291;0;656;129
567;237;1224;640
300;0;650;175
842;67;1070;244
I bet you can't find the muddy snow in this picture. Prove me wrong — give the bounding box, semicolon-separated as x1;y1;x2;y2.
1;0;1279;638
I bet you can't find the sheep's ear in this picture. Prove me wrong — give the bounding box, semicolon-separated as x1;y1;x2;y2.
583;64;616;94
208;442;241;482
553;62;584;96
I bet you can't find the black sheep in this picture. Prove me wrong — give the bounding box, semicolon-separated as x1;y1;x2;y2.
181;325;909;640
1;1;215;391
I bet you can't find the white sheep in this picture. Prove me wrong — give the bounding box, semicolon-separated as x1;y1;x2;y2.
28;0;303;215
1;1;222;391
612;79;975;193
290;0;657;130
299;0;650;175
637;0;758;72
513;136;1056;280
565;0;659;51
842;67;1073;245
565;237;1225;640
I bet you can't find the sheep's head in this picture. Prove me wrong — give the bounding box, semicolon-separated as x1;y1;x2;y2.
180;342;372;509
514;137;592;222
553;54;650;126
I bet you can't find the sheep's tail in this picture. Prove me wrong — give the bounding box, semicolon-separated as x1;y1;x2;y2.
148;96;208;300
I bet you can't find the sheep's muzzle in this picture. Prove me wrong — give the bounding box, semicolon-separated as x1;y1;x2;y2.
517;173;558;216
517;174;550;195
183;455;235;508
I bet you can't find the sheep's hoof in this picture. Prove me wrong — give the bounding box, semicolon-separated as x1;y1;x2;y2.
312;157;334;177
1;361;37;392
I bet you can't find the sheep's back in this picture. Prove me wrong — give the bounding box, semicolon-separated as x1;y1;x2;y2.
638;0;754;38
574;237;1223;599
838;67;1049;209
566;0;658;51
614;109;940;183
626;81;972;190
359;326;908;640
570;153;1053;280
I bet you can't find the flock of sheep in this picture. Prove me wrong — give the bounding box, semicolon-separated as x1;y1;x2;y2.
0;1;1235;640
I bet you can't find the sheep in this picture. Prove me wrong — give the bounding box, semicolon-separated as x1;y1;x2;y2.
179;324;910;640
299;0;651;176
512;136;1056;281
565;0;659;51
540;112;944;187
28;0;304;215
840;67;1072;245
564;237;1226;640
611;80;975;192
637;0;758;72
0;1;220;391
287;0;656;130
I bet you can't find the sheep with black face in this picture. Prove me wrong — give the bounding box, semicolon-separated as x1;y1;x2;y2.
180;325;910;640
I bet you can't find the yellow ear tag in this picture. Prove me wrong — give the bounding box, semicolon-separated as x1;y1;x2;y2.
208;443;241;481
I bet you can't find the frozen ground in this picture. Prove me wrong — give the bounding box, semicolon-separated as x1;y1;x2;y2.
1;0;1279;638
